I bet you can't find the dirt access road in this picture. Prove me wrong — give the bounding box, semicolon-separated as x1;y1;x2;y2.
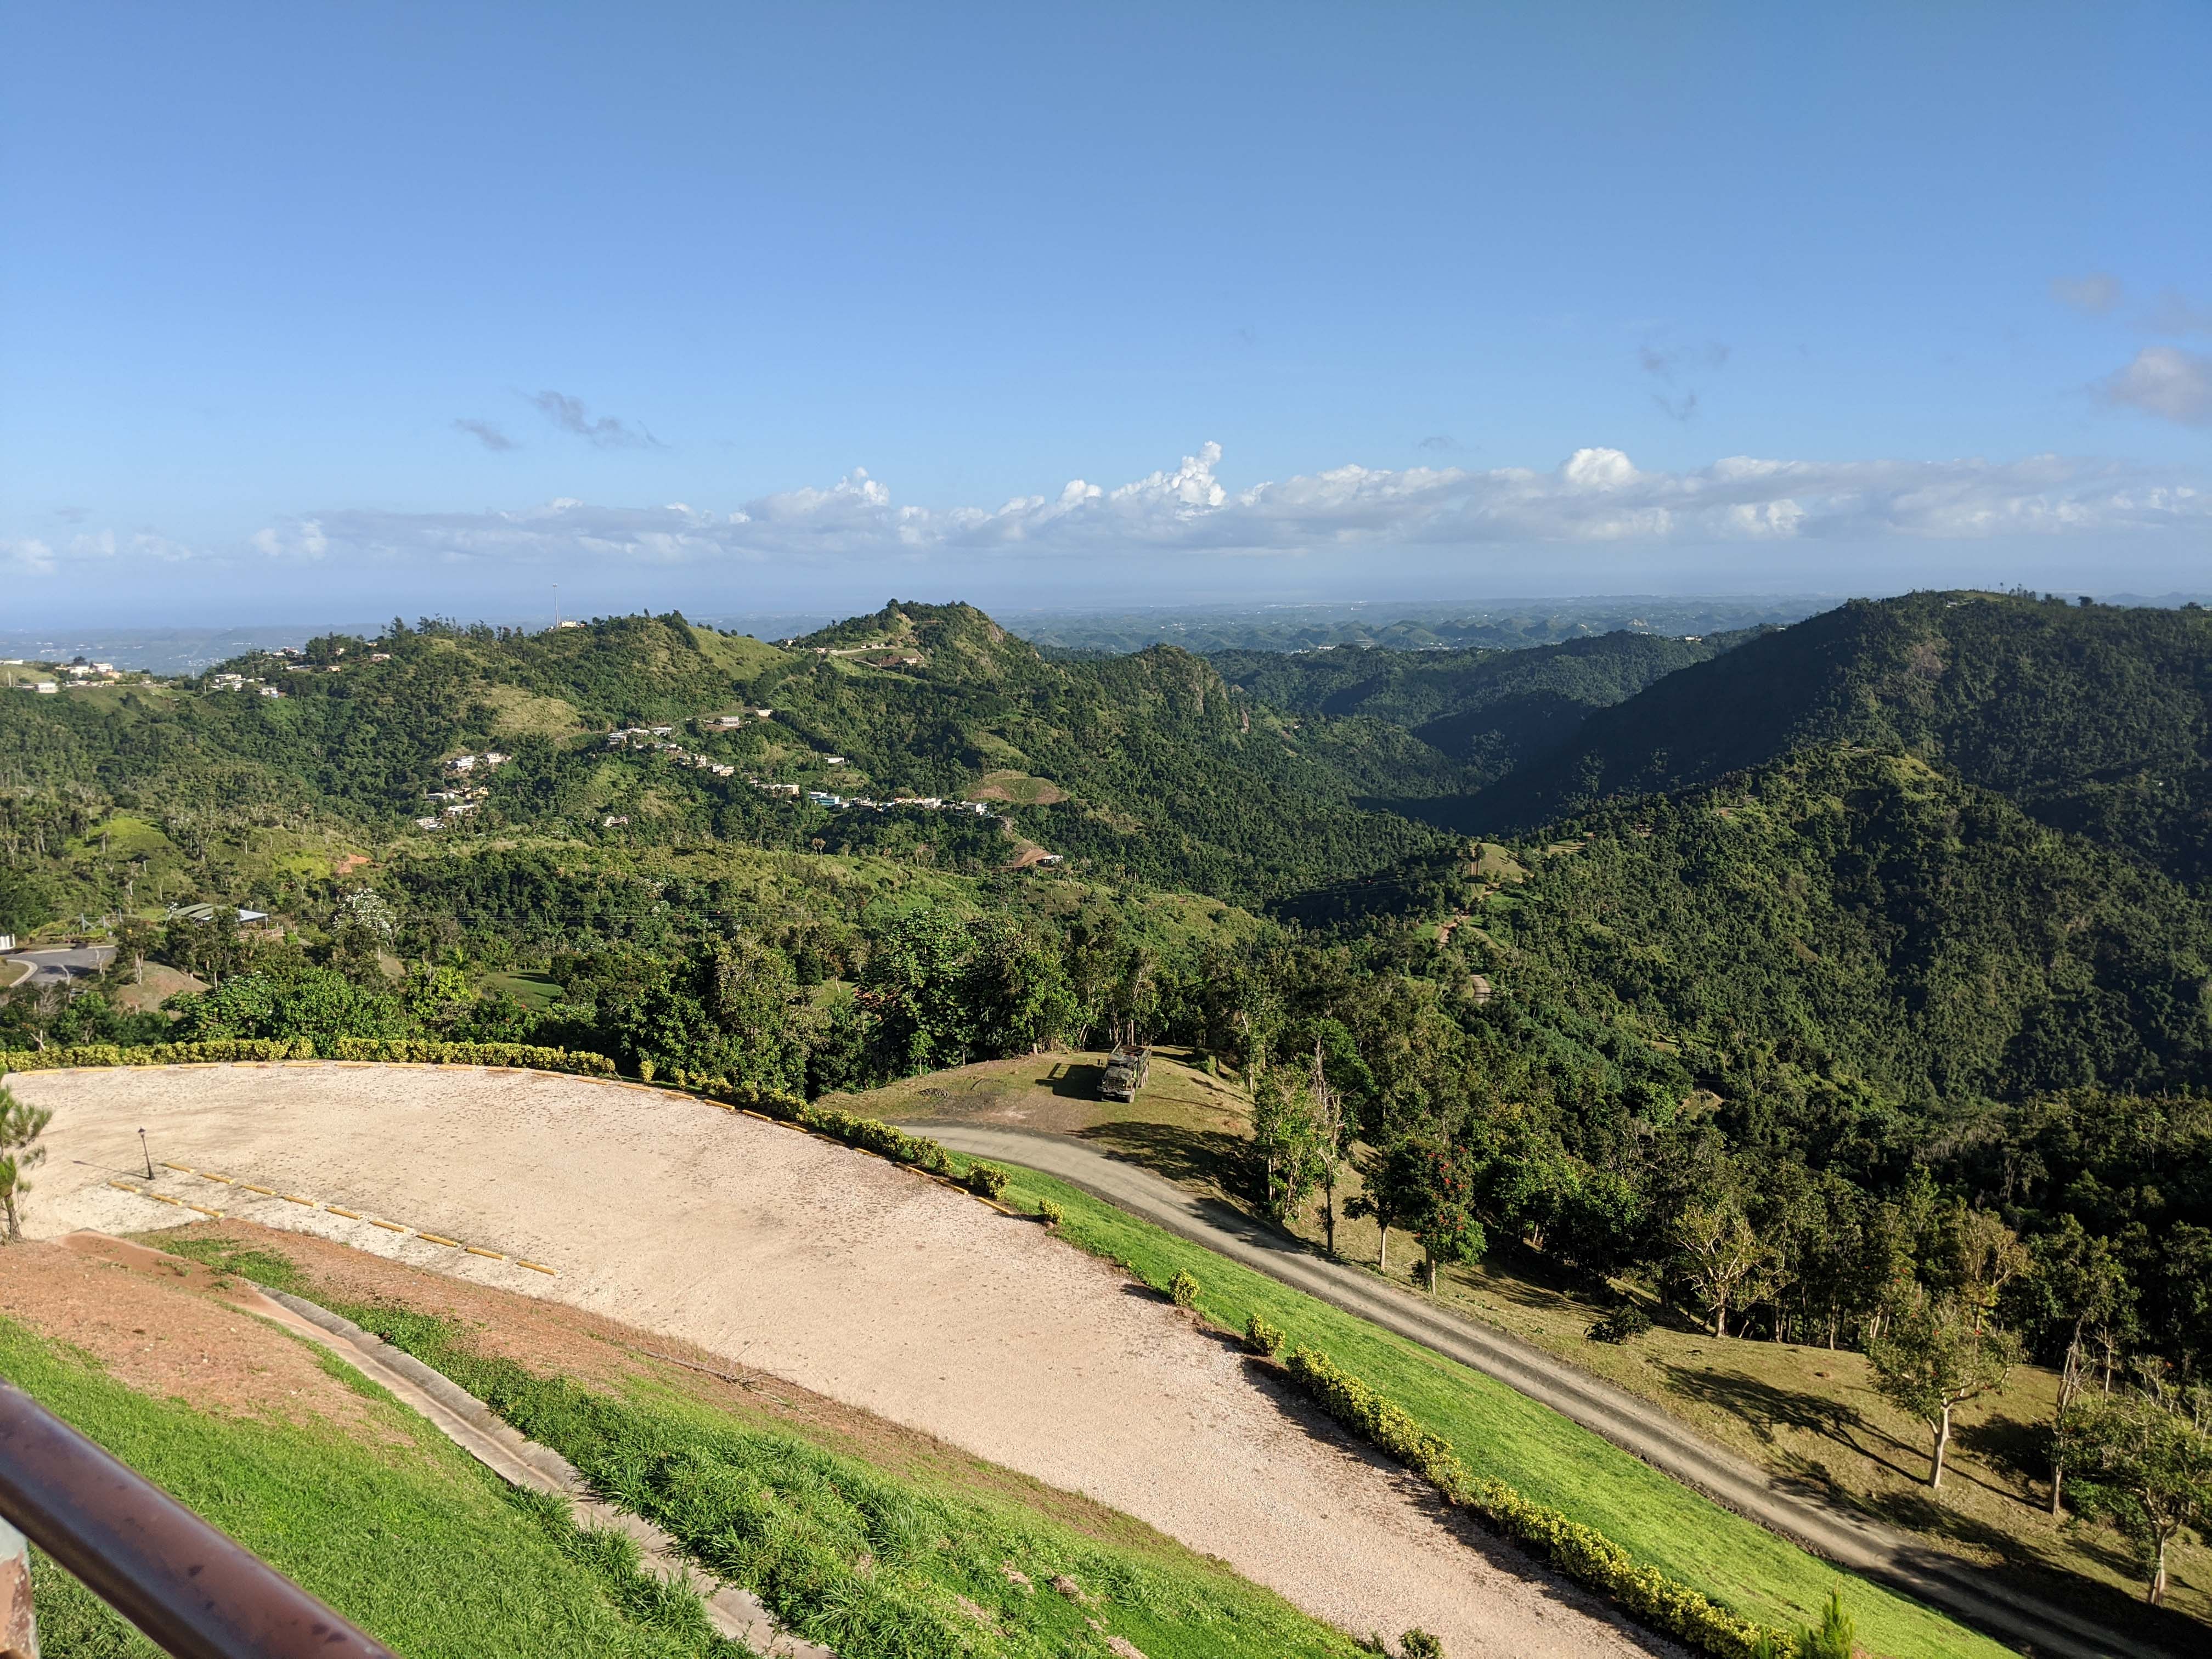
17;1063;1673;1659
905;1122;2143;1659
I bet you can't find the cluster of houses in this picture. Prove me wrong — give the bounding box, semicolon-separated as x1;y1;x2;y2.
608;727;738;778
208;672;284;697
740;774;998;819
9;657;127;694
413;753;514;829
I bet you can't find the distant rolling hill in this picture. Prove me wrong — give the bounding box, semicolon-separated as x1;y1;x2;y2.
1449;592;2212;884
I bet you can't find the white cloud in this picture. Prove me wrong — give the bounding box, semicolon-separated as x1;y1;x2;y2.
10;442;2208;585
2098;346;2212;427
3;537;57;575
2052;273;2123;315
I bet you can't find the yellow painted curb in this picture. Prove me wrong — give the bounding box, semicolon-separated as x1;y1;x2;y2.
465;1245;505;1260
517;1260;556;1274
186;1204;223;1217
368;1218;407;1233
328;1206;360;1220
417;1233;462;1248
160;1161;193;1173
283;1194;316;1207
201;1172;235;1185
242;1184;276;1195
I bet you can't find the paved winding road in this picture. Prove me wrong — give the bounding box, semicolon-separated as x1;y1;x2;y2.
902;1122;2154;1659
3;945;114;988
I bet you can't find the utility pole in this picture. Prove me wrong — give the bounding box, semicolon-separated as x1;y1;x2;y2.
552;583;560;633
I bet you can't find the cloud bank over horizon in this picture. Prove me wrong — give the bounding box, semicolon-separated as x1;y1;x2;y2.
10;439;2207;591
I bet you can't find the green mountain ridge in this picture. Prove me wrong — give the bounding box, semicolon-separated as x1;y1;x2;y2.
1458;591;2212;885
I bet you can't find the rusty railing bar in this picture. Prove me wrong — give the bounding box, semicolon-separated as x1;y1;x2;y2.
0;1384;393;1658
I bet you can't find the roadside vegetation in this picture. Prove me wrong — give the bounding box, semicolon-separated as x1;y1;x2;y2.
988;1165;2010;1659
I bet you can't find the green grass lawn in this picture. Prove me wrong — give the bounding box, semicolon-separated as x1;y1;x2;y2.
312;1304;1380;1659
2;1316;740;1658
991;1169;2018;1659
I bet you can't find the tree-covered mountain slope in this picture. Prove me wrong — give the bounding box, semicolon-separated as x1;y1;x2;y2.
1460;592;2212;884
0;602;1448;918
1458;746;2212;1121
1209;630;1739;796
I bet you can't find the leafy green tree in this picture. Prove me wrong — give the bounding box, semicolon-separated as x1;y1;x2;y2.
0;1081;54;1243
2065;1374;2212;1604
1251;1066;1323;1225
1348;1133;1446;1274
1937;1204;2029;1334
170;964;417;1046
1405;1145;1486;1294
860;904;980;1074
1669;1197;1771;1339
965;919;1079;1056
1867;1286;2022;1488
2025;1216;2133;1514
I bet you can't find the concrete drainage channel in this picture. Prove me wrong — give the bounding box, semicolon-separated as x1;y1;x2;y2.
247;1280;832;1658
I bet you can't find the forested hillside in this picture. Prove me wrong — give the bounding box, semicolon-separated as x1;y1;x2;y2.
1209;630;1738;802
1465;591;2212;884
9;589;2212;1408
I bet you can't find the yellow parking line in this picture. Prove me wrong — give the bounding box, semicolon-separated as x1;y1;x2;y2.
160;1161;193;1173
160;1162;554;1274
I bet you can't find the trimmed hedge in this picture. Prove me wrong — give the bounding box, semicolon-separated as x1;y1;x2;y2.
1;1040;314;1069
1280;1347;1790;1659
0;1039;617;1076
322;1039;618;1076
675;1075;966;1182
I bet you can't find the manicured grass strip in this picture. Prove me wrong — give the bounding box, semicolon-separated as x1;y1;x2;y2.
1282;1346;1780;1658
0;1317;740;1659
1000;1167;2017;1659
337;1305;1374;1659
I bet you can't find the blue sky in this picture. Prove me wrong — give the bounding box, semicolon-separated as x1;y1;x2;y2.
4;1;2208;625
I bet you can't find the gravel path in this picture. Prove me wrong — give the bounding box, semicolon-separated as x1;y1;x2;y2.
20;1064;1674;1659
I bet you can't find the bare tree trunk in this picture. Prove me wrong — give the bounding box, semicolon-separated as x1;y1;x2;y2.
1377;1226;1388;1272
2151;1533;2169;1605
1425;1257;1437;1294
1931;1409;1951;1488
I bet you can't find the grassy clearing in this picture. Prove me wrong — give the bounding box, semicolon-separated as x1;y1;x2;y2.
297;1300;1375;1659
1;1315;741;1658
993;1169;2015;1659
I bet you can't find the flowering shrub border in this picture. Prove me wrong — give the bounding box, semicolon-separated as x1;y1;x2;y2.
1280;1347;1792;1659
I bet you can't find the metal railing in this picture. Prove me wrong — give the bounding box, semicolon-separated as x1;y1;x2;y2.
0;1384;394;1658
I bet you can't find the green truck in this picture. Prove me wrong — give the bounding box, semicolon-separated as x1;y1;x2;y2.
1099;1042;1150;1102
